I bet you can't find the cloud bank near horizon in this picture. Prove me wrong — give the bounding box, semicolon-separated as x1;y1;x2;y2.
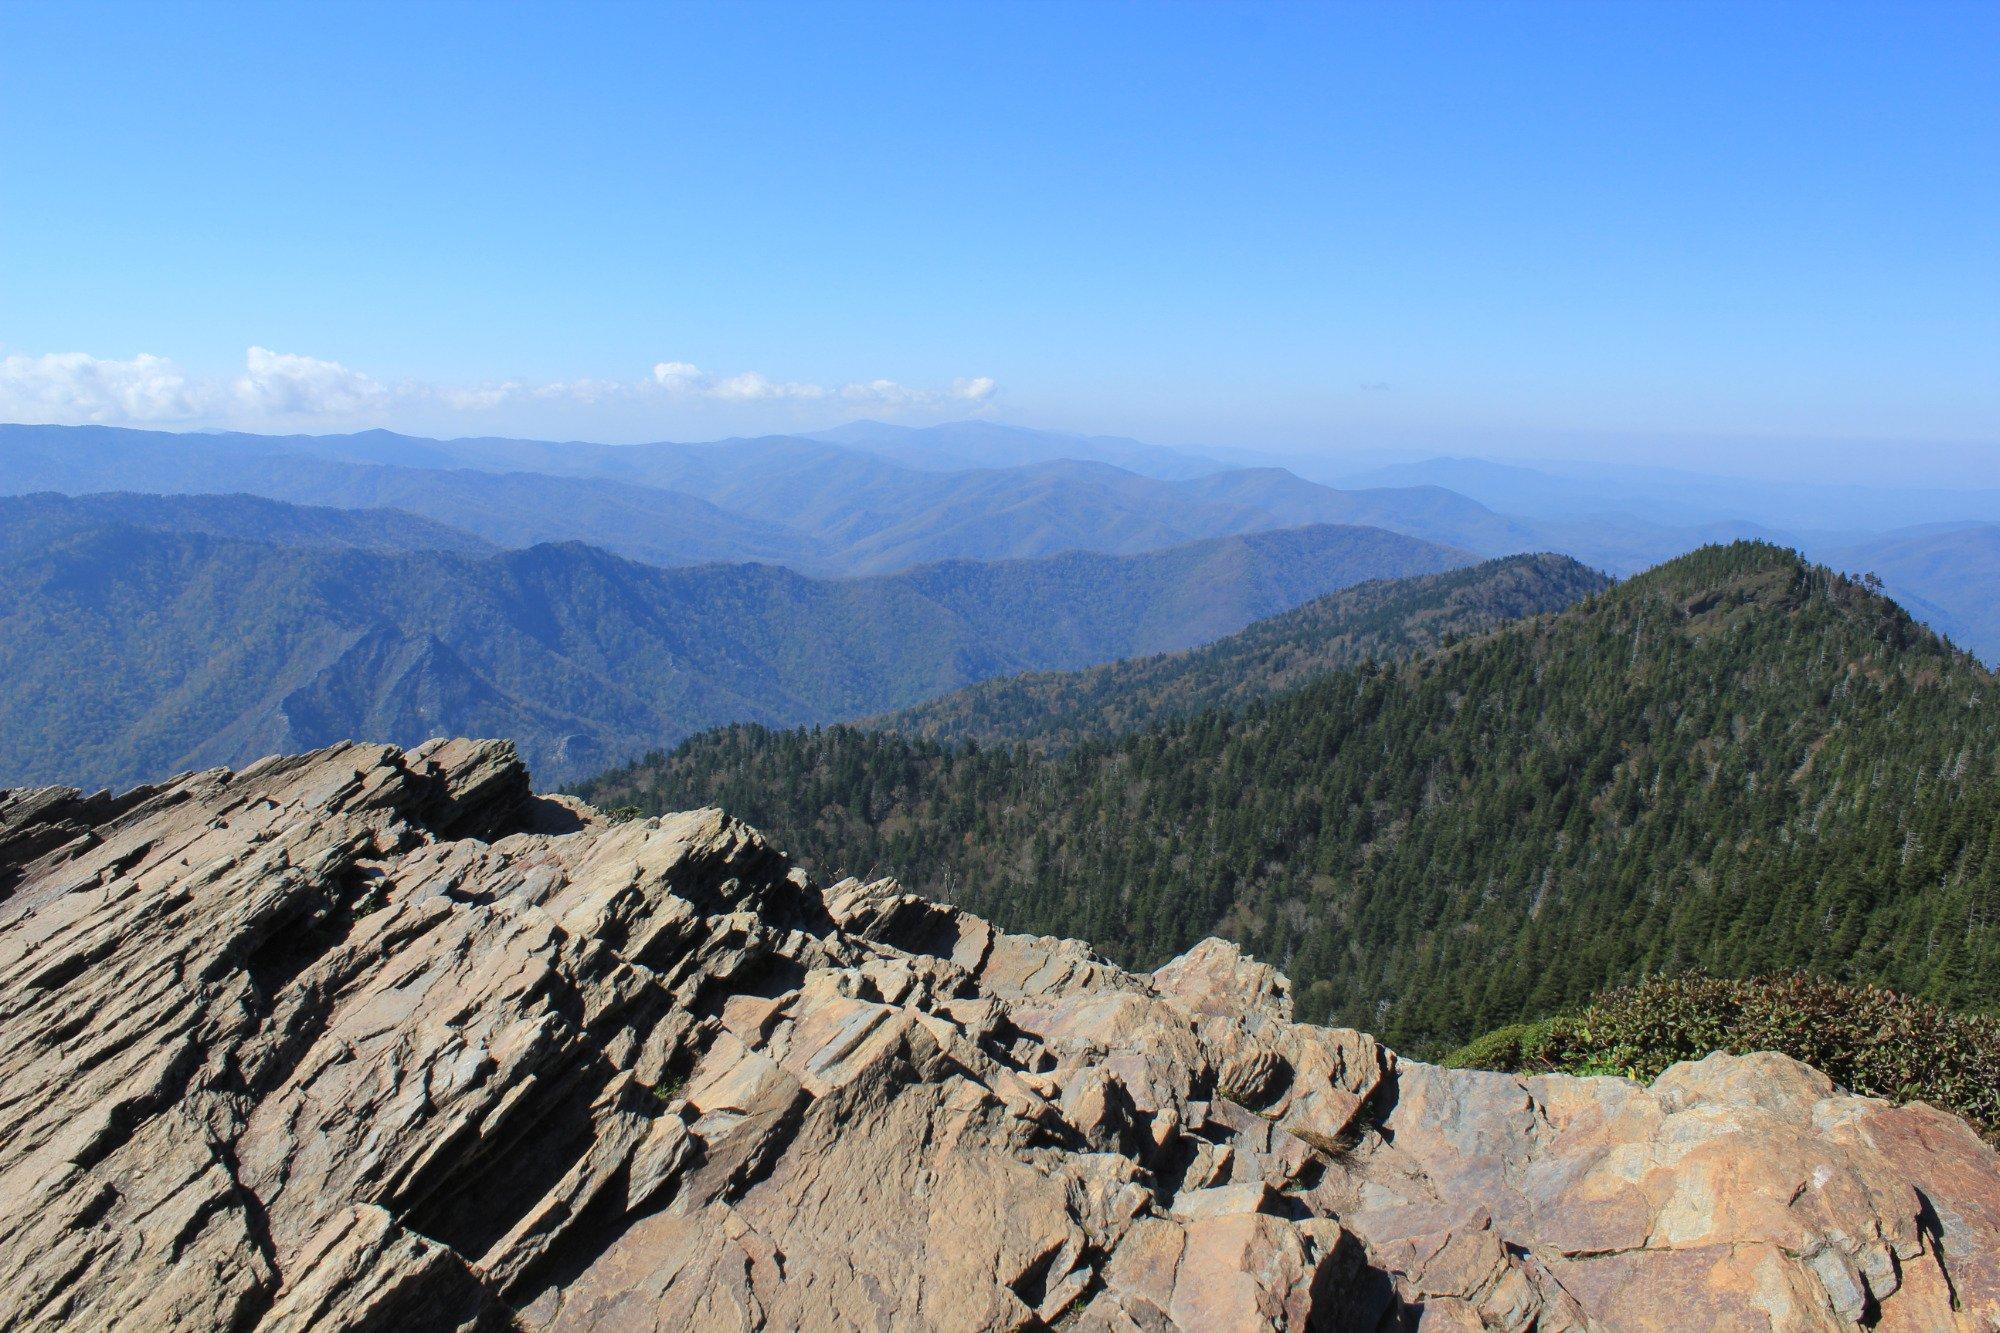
0;347;998;430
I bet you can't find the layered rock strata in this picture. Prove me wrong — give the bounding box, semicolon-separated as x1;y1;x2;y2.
1;739;1995;1330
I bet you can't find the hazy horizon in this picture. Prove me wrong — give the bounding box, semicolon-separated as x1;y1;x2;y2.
8;415;1999;493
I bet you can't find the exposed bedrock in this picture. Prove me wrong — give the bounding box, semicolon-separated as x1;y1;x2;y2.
1;739;1994;1329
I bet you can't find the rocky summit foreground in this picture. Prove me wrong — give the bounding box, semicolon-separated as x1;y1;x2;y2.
1;742;1996;1331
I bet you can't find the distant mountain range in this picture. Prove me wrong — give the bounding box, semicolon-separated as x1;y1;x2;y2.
0;429;827;568
1339;454;2000;532
1818;523;2000;666
0;491;495;558
809;418;1230;478
3;420;1998;660
0;494;1467;788
0;422;1515;576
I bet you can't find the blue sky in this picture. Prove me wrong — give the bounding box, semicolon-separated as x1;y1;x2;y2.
2;1;1995;474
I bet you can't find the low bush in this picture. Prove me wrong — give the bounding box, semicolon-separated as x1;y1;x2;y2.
1437;1018;1564;1074
1443;973;2000;1140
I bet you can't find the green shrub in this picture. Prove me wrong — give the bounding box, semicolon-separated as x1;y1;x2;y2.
1440;1018;1564;1073
1447;973;2000;1140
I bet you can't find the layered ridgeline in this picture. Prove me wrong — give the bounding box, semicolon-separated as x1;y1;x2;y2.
0;501;1466;789
576;543;2000;1051
0;422;1534;576
11;423;2000;657
877;553;1609;750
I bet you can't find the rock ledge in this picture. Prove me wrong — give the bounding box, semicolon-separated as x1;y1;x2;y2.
1;740;1995;1329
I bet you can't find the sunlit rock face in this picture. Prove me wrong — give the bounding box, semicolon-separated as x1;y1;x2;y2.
1;738;1995;1330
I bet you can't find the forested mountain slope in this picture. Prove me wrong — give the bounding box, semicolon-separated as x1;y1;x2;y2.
576;543;2000;1051
0;518;1462;788
878;553;1609;750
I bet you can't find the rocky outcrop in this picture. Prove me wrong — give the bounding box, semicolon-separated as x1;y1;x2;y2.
1;739;1995;1330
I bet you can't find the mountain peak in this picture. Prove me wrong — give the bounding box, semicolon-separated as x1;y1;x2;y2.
1620;540;1963;661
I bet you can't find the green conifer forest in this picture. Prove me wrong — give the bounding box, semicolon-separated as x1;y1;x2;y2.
577;544;2000;1052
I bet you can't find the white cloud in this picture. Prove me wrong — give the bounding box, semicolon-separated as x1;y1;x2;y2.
538;377;630;406
0;347;390;424
0;347;997;428
838;374;1000;408
651;361;706;392
0;350;208;423
437;380;530;411
650;362;829;402
649;360;997;409
233;346;386;416
440;376;632;410
714;371;827;402
841;378;921;405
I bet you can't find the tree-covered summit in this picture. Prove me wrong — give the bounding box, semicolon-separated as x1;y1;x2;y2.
576;542;2000;1052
